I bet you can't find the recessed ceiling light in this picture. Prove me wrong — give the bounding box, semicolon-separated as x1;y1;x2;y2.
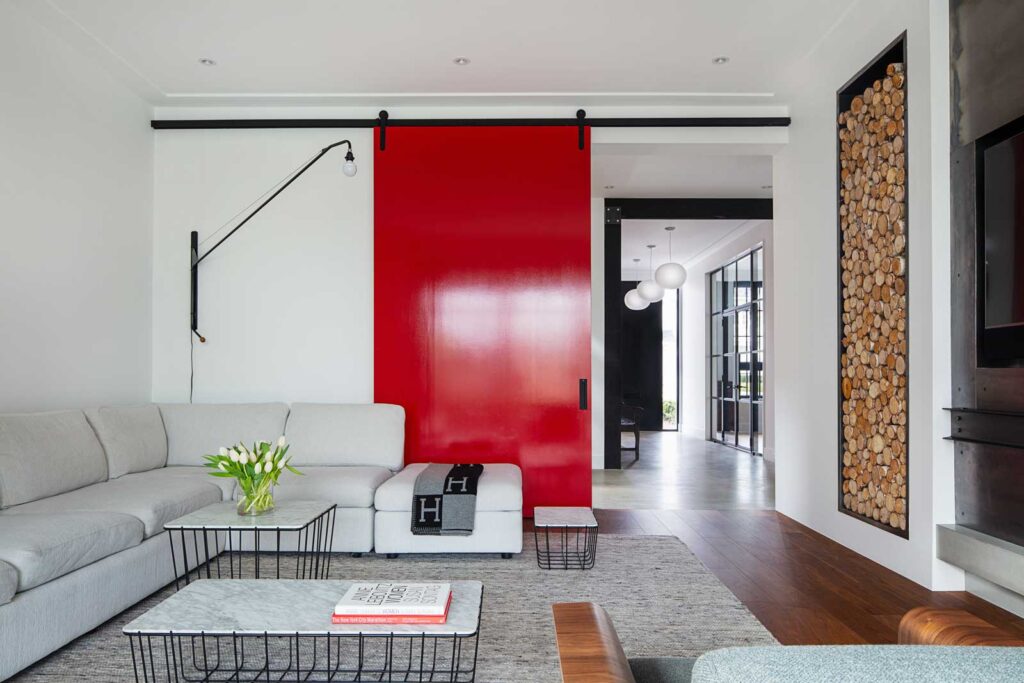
453;57;471;65
198;58;217;66
712;56;730;65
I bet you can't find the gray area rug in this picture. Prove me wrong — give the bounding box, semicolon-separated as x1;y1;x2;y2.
13;534;776;682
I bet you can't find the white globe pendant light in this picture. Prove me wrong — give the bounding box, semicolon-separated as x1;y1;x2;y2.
624;288;649;310
637;279;664;301
656;262;687;288
624;258;649;310
655;226;688;289
638;244;664;302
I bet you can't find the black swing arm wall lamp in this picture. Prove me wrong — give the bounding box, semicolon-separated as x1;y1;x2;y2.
189;139;356;342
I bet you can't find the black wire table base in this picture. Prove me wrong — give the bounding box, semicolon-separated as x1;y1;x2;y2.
169;507;337;589
127;631;480;682
533;525;598;570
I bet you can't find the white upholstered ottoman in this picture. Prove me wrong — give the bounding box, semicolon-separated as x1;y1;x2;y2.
372;463;523;556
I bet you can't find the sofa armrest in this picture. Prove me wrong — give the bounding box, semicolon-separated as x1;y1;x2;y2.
553;602;637;683
898;607;1024;646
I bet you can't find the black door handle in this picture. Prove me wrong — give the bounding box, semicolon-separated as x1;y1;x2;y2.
579;379;588;410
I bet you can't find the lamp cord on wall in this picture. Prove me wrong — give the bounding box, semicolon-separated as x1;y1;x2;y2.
189;328;195;404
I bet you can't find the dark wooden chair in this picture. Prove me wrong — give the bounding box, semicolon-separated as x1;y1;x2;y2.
620;404;642;461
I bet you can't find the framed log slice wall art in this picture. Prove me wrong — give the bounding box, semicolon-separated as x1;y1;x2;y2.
837;34;909;538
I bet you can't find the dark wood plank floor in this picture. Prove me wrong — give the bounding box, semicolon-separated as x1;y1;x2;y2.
531;509;1024;645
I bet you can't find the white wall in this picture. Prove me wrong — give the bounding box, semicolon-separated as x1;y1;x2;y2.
151;129;374;404
679;220;774;460
0;2;153;412
772;0;959;589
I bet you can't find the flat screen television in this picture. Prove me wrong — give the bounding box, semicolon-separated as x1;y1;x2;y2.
977;112;1024;366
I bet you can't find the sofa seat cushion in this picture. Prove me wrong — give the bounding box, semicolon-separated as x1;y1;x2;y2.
158;466;235;500
630;657;696;683
374;463;522;512
0;560;16;605
0;511;143;592
273;466;392;509
158;403;290;467
0;410;108;508
284;404;405;469
6;469;222;538
85;405;168;479
690;645;1024;683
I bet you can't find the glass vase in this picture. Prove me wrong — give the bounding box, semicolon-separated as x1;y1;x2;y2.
236;482;275;516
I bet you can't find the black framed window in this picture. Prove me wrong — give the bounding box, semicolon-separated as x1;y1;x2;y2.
707;246;765;456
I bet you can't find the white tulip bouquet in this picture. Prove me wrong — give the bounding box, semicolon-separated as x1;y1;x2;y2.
203;436;301;515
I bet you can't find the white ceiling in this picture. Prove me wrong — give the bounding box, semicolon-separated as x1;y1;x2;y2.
620;219;757;279
20;0;852;106
593;151;772;198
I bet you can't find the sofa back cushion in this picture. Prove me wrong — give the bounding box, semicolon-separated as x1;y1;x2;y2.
284;403;404;469
85;405;168;479
159;403;290;466
0;411;108;508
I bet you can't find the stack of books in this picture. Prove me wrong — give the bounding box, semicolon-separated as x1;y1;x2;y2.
332;582;453;624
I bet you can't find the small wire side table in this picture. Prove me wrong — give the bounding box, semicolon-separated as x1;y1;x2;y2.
163;500;337;589
123;580;482;682
533;506;598;570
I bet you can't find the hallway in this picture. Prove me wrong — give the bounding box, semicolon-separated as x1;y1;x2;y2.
593;431;774;510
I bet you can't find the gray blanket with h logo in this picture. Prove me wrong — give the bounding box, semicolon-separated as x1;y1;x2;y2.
411;463;484;536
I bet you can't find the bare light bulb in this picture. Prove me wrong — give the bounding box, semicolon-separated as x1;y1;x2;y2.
342;150;357;177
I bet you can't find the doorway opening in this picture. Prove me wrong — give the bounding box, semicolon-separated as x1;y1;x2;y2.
601;199;772;469
595;196;775;512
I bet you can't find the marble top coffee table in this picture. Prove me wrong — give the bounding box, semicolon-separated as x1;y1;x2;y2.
163;500;336;588
533;506;599;570
123;579;483;682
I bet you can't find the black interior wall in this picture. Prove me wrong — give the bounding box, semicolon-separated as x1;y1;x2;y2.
949;0;1024;546
620;282;663;431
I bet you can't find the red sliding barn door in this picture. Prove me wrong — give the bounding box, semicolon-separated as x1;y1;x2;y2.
374;126;591;514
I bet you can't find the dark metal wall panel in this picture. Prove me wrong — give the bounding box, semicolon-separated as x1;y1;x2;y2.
949;0;1024;547
952;0;1024;145
603;215;623;470
954;442;1024;544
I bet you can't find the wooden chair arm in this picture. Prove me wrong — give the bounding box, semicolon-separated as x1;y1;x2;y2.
898;607;1024;646
553;602;637;683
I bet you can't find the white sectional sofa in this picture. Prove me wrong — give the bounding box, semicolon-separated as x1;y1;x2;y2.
0;402;406;680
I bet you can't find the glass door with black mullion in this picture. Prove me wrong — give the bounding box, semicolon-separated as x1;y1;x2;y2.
708;246;765;456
